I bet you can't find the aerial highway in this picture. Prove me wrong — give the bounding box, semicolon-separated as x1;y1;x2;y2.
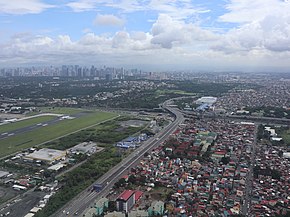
54;102;184;217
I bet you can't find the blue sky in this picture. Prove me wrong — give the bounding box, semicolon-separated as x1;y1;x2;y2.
1;0;290;71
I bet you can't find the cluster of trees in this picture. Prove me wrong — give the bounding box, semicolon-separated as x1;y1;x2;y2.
257;124;288;146
253;165;282;180
245;106;290;119
35;148;122;217
257;124;271;140
0;160;39;175
1;77;241;110
34;117;145;217
45;118;143;150
173;81;237;97
102;81;238;109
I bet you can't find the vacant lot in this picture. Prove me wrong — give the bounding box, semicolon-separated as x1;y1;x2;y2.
0;115;55;134
0;111;117;158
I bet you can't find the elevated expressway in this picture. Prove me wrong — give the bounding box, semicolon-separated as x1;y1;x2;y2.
54;101;184;217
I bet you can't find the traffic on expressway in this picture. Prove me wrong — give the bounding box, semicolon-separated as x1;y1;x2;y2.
54;101;185;217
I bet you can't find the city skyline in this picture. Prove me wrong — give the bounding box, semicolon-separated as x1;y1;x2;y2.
1;0;290;72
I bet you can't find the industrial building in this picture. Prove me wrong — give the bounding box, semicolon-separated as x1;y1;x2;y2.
24;148;66;163
195;96;217;105
70;141;99;154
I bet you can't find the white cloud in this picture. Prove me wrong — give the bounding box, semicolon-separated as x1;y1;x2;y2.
82;28;93;34
220;0;290;23
66;1;96;12
1;10;290;71
131;31;147;41
151;14;217;49
0;0;54;15
213;0;290;54
94;14;125;26
66;0;208;20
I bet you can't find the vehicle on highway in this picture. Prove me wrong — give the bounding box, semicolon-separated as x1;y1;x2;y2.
93;183;103;192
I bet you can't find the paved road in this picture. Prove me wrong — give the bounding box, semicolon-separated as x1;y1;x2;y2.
182;110;290;125
0;189;47;217
241;124;258;216
53;104;184;217
0;113;119;162
0;112;94;140
0;117;62;140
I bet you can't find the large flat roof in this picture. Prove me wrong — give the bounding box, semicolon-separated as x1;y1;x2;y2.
70;141;97;153
25;148;66;162
195;97;217;105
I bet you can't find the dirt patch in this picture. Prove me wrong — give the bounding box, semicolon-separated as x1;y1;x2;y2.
120;120;148;128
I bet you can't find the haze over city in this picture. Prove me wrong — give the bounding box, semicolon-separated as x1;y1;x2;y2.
1;0;290;71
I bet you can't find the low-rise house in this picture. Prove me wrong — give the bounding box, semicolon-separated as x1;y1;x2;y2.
148;201;164;216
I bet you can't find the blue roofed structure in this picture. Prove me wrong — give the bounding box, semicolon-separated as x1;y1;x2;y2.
196;103;209;111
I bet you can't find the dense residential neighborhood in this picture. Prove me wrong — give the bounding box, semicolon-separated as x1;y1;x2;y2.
1;0;290;215
0;72;289;217
84;118;258;216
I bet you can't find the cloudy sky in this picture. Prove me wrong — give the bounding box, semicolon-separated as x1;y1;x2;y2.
1;0;290;71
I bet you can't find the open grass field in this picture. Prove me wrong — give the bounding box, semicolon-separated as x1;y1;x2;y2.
0;115;56;134
0;111;117;158
155;89;196;96
28;107;85;116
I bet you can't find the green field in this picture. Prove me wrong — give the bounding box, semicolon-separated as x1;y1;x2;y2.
0;111;117;158
29;107;85;116
155;89;196;96
0;116;56;134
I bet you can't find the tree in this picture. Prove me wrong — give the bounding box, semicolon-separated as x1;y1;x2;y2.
221;156;230;165
128;175;137;184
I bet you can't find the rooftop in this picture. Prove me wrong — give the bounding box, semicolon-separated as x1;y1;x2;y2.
117;190;135;201
25;148;66;162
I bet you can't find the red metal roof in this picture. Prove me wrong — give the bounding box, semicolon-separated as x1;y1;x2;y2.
118;190;135;201
134;190;143;201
